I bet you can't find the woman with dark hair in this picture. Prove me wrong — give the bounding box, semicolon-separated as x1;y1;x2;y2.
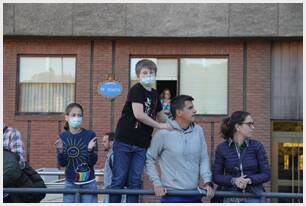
213;111;270;203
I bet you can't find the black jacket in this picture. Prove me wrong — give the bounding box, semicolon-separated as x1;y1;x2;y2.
4;149;46;202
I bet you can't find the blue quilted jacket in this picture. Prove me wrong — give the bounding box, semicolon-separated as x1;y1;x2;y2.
213;138;271;194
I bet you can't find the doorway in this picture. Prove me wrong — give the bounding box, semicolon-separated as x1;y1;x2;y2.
156;80;177;99
271;121;303;203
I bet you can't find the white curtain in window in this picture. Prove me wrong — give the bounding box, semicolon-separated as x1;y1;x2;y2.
19;83;74;113
180;58;228;115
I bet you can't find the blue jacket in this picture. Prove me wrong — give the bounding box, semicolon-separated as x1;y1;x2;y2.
213;138;270;194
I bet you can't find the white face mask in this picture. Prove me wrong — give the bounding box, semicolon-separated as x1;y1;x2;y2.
140;75;156;87
68;117;83;128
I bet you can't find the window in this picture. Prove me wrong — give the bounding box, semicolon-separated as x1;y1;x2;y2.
180;58;228;114
130;57;228;115
18;56;76;113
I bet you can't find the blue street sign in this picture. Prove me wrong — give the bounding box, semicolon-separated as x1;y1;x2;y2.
98;81;123;97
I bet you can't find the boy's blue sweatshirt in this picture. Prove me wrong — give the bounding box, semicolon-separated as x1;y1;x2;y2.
57;128;98;184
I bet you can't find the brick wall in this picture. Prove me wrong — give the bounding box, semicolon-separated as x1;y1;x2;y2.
4;37;271;202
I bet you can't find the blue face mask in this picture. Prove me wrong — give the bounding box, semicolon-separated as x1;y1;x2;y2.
68;117;83;128
140;75;156;87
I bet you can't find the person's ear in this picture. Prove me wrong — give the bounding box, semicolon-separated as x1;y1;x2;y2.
235;123;241;132
176;110;183;118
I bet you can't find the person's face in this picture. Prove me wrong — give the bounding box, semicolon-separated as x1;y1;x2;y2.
65;107;83;121
138;67;155;79
164;90;171;100
235;115;255;138
177;101;197;123
102;135;111;151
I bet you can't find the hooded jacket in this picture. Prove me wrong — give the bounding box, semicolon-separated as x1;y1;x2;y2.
146;120;212;190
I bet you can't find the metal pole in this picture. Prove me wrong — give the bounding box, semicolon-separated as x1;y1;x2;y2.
210;121;215;167
75;190;81;203
3;188;303;200
260;195;266;203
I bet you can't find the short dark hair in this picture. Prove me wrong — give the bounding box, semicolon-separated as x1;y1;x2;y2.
170;95;194;119
220;111;251;140
135;59;157;77
105;132;115;141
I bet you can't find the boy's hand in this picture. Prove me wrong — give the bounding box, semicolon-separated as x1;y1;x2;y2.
54;138;64;153
158;123;173;130
154;185;167;196
88;137;97;151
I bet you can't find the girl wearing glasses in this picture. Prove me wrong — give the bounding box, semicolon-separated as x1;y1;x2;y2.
212;111;271;203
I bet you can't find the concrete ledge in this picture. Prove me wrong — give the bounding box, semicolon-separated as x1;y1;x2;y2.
3;3;303;37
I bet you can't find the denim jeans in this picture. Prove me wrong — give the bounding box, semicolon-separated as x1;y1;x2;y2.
103;194;126;203
63;180;98;203
109;140;146;203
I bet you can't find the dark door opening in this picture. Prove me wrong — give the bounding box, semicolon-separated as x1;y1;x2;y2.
156;80;177;100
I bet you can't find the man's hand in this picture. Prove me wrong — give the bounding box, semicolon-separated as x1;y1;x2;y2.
200;182;215;202
88;137;97;151
154;185;167;197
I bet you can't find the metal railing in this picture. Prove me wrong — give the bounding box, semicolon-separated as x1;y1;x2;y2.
3;187;303;203
36;169;104;176
20;169;301;203
36;169;104;186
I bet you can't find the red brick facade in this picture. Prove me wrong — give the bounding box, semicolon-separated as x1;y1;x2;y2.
4;37;271;202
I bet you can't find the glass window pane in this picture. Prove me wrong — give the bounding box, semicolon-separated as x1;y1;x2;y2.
273;121;303;132
180;58;228;115
156;59;178;80
48;57;62;83
63;57;76;83
20;57;49;82
19;56;76;113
